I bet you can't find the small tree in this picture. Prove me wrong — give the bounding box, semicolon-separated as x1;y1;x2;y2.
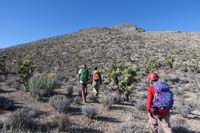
106;63;138;101
0;53;11;77
16;57;36;90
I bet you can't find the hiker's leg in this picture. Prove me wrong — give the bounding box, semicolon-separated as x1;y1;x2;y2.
83;83;88;102
160;115;172;133
81;83;86;103
84;83;88;96
149;114;158;133
95;81;100;96
92;81;98;96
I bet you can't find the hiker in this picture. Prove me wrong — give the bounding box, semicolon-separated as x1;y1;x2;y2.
146;72;173;133
78;64;90;103
91;66;102;96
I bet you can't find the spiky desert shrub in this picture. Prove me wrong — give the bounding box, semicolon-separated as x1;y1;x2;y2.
165;55;175;69
28;73;59;100
106;63;138;101
8;108;38;131
182;59;199;72
81;105;97;119
0;96;15;110
49;95;71;113
16;57;36;90
58;114;70;131
145;58;157;73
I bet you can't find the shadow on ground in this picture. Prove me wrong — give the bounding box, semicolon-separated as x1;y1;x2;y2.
172;127;197;133
97;116;121;123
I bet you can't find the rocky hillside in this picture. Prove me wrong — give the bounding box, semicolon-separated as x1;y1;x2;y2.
2;24;200;78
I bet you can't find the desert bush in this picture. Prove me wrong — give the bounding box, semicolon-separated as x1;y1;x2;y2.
0;75;6;82
101;95;115;110
0;96;15;110
0;53;11;77
165;55;175;69
81;105;97;119
179;105;192;118
115;113;147;133
49;95;71;113
16;57;36;90
28;73;59;100
73;96;82;105
182;59;199;72
58;114;70;131
112;94;124;104
145;58;157;74
172;116;186;128
65;85;73;97
175;96;193;118
8;108;38;131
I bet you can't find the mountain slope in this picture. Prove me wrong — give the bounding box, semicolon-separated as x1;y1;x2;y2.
2;24;200;77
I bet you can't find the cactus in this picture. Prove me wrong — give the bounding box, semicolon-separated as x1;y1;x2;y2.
165;55;175;69
106;63;138;101
16;57;36;90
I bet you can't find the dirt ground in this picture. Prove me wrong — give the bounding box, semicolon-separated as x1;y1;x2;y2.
0;80;200;133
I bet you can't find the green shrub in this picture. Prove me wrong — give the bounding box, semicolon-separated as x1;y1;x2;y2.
28;73;59;100
0;53;11;76
106;63;138;101
16;57;36;90
145;58;157;73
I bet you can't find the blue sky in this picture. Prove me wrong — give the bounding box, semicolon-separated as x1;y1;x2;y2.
0;0;200;48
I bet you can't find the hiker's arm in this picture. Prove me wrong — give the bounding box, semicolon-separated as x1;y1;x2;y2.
78;69;81;79
146;87;154;113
